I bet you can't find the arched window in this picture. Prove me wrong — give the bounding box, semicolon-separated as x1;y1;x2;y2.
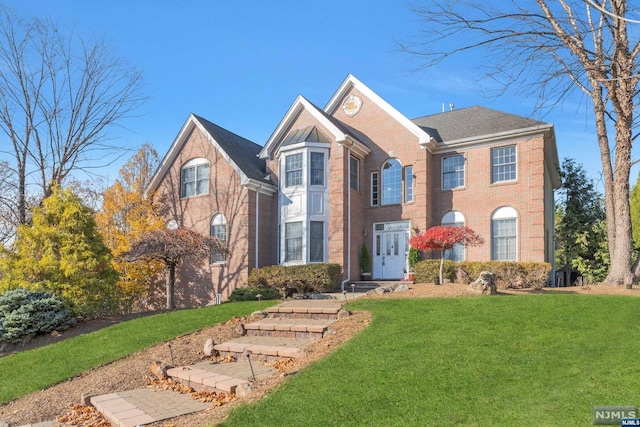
491;207;517;261
382;159;402;205
441;211;465;262
210;214;227;263
181;158;209;198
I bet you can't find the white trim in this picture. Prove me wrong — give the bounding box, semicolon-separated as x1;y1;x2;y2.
442;211;466;224
324;74;435;148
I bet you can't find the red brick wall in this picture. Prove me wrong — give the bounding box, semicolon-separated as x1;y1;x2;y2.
154;125;253;307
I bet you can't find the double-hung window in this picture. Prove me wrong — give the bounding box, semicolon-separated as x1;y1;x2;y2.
310;152;324;186
180;158;209;198
285;153;303;187
443;155;464;189
309;221;324;262
491;207;518;260
491;146;517;183
285;222;303;262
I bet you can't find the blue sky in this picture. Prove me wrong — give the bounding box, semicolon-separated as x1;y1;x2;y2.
4;0;607;185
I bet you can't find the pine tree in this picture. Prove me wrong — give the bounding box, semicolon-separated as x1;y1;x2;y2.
0;186;117;314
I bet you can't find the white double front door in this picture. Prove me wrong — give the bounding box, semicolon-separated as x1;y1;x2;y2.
373;221;409;280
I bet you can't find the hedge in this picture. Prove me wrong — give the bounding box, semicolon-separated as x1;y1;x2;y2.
413;260;551;289
248;264;342;295
414;259;457;283
228;287;281;302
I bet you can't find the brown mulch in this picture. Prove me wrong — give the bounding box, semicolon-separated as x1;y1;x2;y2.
1;282;638;426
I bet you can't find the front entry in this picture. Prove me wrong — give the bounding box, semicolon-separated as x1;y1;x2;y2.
373;221;410;280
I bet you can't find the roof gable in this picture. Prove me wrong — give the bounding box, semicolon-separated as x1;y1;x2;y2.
147;114;274;195
324;74;435;147
260;95;370;159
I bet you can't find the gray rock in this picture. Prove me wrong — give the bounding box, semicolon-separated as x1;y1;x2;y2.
394;284;410;292
468;271;497;295
203;338;215;356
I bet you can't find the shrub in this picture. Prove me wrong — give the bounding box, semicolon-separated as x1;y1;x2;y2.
0;288;76;344
228;287;281;302
248;264;342;296
414;259;457;283
457;261;551;289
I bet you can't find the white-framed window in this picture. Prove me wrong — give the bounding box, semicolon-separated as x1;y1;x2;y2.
382;159;402;205
491;145;517;183
404;166;414;203
441;211;465;262
210;213;227;263
310;221;324;262
180;158;209;198
371;172;379;206
350;156;359;191
285;221;303;262
491;206;517;260
310;152;324;186
442;154;464;189
285;153;303;187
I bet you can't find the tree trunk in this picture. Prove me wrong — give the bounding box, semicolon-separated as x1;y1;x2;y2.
166;263;176;309
439;250;445;285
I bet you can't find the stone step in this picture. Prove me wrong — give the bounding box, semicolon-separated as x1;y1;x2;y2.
214;335;313;361
265;300;343;320
166;360;277;394
245;317;336;339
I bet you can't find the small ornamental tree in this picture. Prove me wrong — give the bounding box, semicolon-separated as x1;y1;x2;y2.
409;225;484;285
120;228;227;309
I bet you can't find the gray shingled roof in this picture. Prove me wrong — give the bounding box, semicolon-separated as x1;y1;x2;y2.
411;106;550;143
193;114;271;184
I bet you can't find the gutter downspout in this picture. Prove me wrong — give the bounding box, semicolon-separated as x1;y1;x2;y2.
341;147;352;291
255;189;260;269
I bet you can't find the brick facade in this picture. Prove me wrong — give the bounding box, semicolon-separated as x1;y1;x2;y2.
149;75;560;307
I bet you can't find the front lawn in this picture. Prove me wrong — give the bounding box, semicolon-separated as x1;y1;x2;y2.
222;295;640;426
0;300;274;404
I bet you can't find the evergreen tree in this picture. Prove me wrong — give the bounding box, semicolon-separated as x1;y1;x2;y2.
0;186;117;314
555;158;608;284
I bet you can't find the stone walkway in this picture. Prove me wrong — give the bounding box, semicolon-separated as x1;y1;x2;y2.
17;298;348;427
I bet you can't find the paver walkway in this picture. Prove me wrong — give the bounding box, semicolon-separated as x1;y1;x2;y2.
45;298;348;427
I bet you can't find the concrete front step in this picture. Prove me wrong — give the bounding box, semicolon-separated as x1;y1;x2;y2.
245;317;337;339
166;360;277;394
214;335;313;361
265;300;343;320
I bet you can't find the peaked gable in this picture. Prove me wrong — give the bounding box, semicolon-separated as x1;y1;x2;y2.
260;95;370;159
324;74;435;148
148;114;274;195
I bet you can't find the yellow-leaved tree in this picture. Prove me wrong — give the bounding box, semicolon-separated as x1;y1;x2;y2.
96;144;165;312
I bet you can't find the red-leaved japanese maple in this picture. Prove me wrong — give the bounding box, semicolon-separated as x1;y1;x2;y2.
409;225;484;284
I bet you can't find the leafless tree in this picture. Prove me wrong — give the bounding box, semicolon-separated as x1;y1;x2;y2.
0;6;146;227
401;0;640;286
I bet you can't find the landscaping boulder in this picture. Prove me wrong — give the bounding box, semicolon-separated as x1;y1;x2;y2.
150;361;170;380
203;338;215;356
468;271;497;295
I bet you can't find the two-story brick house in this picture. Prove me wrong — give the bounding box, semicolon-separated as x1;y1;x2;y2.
147;74;560;307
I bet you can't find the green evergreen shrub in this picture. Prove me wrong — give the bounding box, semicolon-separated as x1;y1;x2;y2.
457;261;551;289
228;287;281;302
248;264;342;296
413;259;457;283
0;288;76;344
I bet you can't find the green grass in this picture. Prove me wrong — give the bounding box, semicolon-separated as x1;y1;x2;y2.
0;300;276;404
221;295;640;426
